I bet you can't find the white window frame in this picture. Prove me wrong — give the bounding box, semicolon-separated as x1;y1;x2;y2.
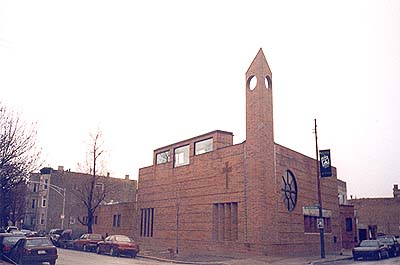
174;145;190;167
195;138;213;155
41;196;47;207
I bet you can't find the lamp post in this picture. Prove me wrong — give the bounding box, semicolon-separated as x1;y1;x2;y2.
28;180;66;229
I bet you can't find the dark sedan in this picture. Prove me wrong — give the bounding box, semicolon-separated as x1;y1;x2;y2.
352;239;389;260
96;235;139;258
5;237;58;265
0;233;26;256
378;236;400;257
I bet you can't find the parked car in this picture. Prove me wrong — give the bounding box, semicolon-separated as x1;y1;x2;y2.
378;236;400;257
96;235;139;258
0;233;26;257
20;230;32;236
54;229;74;249
5;237;57;265
352;239;389;260
24;231;40;237
55;229;84;249
73;233;103;252
5;226;18;233
48;229;63;245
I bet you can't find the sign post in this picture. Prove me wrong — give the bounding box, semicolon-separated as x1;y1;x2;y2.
314;119;325;259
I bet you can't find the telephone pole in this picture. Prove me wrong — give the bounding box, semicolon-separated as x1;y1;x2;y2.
314;118;325;258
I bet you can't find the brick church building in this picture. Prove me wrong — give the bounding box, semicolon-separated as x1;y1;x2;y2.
137;49;341;256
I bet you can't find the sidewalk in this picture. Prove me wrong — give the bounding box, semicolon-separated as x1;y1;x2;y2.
138;248;353;265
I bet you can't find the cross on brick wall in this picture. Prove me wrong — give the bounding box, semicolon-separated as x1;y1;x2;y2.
222;162;232;190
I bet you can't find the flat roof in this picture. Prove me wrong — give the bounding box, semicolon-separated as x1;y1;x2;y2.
154;130;233;152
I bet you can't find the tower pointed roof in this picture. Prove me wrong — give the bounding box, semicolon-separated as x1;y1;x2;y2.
246;48;272;77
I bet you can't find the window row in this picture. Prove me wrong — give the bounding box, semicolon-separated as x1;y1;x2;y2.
113;214;121;227
156;138;213;167
140;208;154;237
82;216;99;225
212;202;238;241
30;197;47;208
31;179;49;192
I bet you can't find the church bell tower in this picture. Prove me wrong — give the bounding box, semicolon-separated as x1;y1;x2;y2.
244;48;276;251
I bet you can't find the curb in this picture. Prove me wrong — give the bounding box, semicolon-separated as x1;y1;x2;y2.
310;255;353;265
138;253;354;265
138;254;226;265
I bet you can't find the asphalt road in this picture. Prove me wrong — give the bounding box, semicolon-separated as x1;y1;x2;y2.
1;248;172;265
56;248;169;265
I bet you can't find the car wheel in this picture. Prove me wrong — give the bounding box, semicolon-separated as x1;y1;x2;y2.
131;252;137;258
96;246;101;254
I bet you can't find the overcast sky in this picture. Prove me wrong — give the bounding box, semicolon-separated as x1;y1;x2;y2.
1;1;399;198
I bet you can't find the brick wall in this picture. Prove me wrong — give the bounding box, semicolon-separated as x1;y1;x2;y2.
339;205;356;249
349;195;400;238
93;202;136;240
25;168;137;233
136;49;341;257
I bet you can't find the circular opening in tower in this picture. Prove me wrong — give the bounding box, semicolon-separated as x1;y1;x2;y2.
265;75;272;89
247;75;257;91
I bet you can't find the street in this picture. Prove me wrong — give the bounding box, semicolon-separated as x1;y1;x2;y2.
55;248;168;265
0;248;172;265
323;256;400;265
3;249;400;265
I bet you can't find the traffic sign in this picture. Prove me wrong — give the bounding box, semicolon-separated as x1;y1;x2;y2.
317;218;324;229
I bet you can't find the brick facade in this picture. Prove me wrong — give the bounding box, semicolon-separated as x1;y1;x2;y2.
349;184;400;241
339;205;356;249
93;202;136;239
337;179;356;249
25;167;137;234
137;49;341;256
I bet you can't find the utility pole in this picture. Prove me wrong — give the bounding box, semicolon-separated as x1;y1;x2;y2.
314;118;325;258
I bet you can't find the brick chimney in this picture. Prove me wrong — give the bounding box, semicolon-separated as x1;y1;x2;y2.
125;174;130;180
393;184;400;198
58;166;64;171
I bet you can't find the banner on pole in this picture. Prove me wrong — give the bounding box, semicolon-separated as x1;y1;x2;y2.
319;149;332;177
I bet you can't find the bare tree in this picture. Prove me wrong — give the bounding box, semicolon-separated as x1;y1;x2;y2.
0;104;41;227
8;182;29;226
73;129;110;233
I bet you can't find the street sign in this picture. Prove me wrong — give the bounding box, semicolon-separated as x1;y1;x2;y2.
317;218;324;229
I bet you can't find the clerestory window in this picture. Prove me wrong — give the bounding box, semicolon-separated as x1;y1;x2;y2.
174;145;189;167
195;138;213;155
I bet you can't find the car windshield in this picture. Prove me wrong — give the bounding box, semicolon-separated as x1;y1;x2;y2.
3;236;25;245
379;238;394;244
115;235;131;242
89;234;102;240
360;240;379;247
26;238;53;247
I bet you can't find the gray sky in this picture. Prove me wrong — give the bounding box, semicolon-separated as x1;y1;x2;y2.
1;0;399;198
